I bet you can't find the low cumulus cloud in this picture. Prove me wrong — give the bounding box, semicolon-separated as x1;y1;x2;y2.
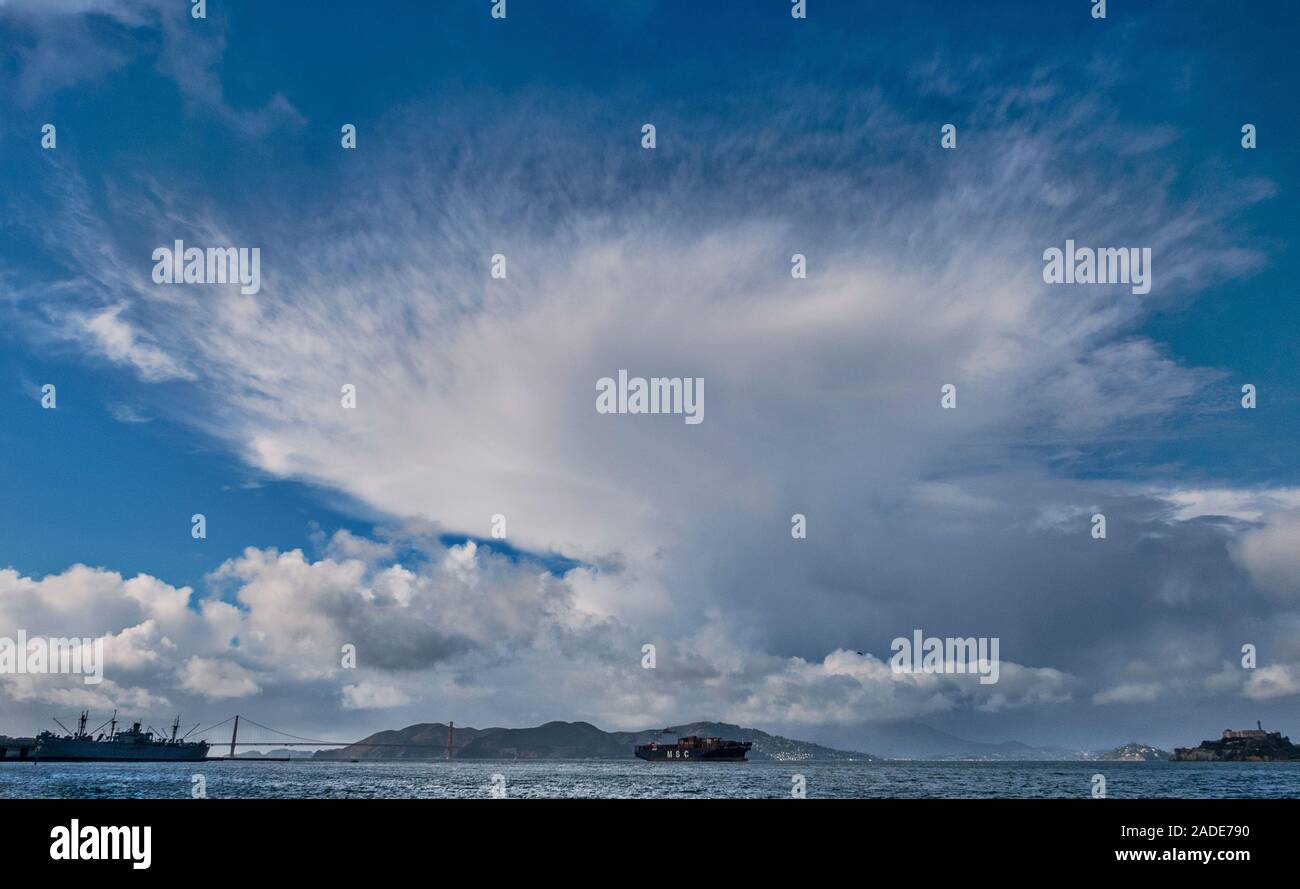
1230;512;1300;600
1;529;1085;734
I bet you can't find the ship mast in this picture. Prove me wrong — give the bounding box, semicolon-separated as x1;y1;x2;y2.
77;710;88;738
109;710;118;737
171;714;181;743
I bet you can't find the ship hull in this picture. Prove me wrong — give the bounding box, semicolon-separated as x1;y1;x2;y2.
35;739;210;762
33;755;211;762
0;737;37;761
635;750;749;761
635;743;752;762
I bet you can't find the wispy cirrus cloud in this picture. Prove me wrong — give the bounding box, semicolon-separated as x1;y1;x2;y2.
0;0;303;133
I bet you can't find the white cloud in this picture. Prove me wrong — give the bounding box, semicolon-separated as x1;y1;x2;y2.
1230;511;1300;599
1166;488;1300;523
0;532;1083;734
1093;682;1163;706
1244;665;1300;702
78;305;193;382
16;90;1261;576
180;656;260;700
725;649;1073;726
1;675;169;712
1;0;304;132
107;402;151;424
341;681;411;710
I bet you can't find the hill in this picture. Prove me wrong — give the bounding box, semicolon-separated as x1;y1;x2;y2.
1090;742;1172;762
313;719;876;761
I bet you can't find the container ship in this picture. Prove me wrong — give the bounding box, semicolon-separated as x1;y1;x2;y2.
635;733;753;761
32;711;210;762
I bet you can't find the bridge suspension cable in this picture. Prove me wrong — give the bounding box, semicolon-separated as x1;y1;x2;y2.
234;716;341;746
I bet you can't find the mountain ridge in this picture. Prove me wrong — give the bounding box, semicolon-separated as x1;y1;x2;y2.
313;719;877;762
310;718;1173;762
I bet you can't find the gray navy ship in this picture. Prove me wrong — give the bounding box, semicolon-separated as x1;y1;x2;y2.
33;711;210;762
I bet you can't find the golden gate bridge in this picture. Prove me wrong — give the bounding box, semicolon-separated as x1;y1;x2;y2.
186;715;463;760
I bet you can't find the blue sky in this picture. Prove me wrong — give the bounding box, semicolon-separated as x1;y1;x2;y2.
1;1;1298;751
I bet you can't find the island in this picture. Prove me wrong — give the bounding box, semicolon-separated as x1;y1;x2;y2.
1173;723;1300;762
